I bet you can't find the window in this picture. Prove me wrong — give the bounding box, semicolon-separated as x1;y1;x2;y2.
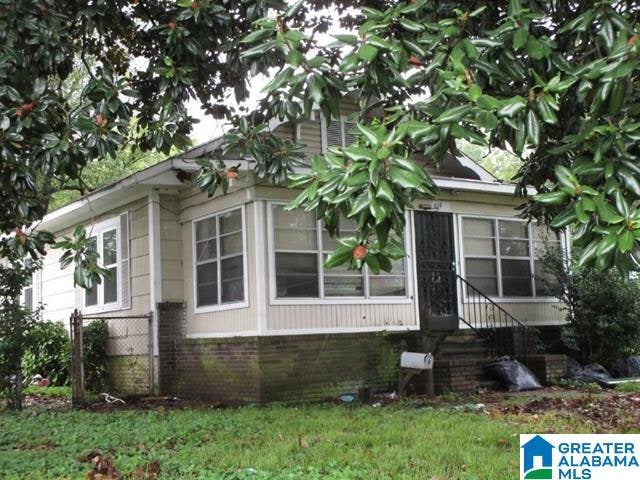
322;116;357;152
22;258;33;311
271;204;408;300
85;219;120;308
193;207;246;309
462;217;562;298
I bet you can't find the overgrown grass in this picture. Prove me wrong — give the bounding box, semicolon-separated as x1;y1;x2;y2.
0;403;603;480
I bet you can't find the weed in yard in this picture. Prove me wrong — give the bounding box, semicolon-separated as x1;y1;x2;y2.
615;382;640;393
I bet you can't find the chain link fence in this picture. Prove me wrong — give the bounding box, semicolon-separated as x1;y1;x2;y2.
70;310;153;406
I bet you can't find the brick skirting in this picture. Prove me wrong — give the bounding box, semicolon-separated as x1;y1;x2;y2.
526;354;568;385
157;302;487;404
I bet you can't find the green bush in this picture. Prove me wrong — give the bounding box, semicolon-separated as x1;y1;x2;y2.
542;248;640;368
83;320;109;392
22;321;70;386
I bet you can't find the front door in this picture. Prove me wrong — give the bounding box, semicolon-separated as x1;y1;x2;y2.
414;211;458;331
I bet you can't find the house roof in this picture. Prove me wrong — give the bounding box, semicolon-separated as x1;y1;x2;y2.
39;134;520;233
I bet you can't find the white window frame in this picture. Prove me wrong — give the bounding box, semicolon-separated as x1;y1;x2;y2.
320;114;357;153
21;268;34;311
83;216;123;312
267;202;413;305
459;214;566;303
192;205;249;314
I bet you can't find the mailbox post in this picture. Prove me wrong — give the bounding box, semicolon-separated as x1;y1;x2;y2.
398;351;434;396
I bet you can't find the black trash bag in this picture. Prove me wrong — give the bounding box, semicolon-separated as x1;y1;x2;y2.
611;356;640;378
566;357;583;378
483;357;543;392
565;360;612;386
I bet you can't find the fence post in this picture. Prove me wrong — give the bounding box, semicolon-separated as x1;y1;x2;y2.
70;309;85;407
148;311;155;396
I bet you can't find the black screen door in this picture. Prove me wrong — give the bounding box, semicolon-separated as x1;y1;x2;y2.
414;211;458;331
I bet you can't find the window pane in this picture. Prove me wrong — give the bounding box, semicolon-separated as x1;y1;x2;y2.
502;277;532;296
322;220;357;251
465;258;496;277
465;258;497;295
499;239;529;257
534;260;558;296
499;220;528;239
103;229;117;266
466;276;498;296
274;228;317;251
273;206;316;229
369;276;406;296
196;217;216;241
325;275;364;297
388;258;406;275
533;240;561;259
220;232;242;256
501;259;531;277
24;287;33;311
275;252;318;297
87;236;97;253
221;256;244;303
196;239;217;262
197;262;218;306
104;266;118;304
532;224;560;243
464;238;495;256
220;209;242;234
463;218;494;237
501;259;532;296
86;286;98;307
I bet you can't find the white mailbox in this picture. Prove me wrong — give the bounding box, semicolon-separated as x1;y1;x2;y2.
400;352;434;370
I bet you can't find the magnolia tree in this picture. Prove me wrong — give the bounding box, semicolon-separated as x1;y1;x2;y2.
2;0;640;406
223;0;640;272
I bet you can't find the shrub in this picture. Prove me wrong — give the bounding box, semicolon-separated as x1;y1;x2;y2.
22;321;70;386
542;248;640;368
83;320;109;392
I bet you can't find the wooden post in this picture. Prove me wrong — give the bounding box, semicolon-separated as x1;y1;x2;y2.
423;331;449;397
70;309;85;407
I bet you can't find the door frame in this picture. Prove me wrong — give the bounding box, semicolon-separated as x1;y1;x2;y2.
412;209;459;332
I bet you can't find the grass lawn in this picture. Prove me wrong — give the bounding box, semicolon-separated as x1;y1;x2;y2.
0;389;636;479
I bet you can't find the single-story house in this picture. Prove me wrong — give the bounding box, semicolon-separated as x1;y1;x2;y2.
32;99;568;402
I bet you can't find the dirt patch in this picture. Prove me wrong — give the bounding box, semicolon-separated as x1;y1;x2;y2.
23;394;70;411
85;396;223;412
487;391;640;432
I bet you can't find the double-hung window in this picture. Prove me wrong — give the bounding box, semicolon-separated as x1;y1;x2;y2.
193;207;246;310
271;204;408;300
85;219;120;308
462;217;562;298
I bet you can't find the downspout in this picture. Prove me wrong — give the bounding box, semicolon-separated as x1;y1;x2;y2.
148;189;162;394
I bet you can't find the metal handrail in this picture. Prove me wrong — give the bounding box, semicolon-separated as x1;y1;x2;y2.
456;274;529;361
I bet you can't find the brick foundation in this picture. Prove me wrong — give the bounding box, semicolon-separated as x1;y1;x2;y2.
526;354;568;385
433;358;481;394
158;302;489;404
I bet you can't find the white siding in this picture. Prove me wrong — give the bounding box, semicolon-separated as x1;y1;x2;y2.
40;197;151;322
160;194;183;302
180;186;258;335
